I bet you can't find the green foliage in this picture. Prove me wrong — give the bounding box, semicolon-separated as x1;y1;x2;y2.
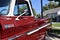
48;1;58;8
32;8;37;16
51;29;60;34
20;5;28;14
43;1;58;11
19;5;40;18
48;0;60;6
32;8;41;18
52;22;60;27
43;4;49;11
37;14;41;18
19;5;38;17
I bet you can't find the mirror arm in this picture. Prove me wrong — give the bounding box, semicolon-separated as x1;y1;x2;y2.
15;12;26;20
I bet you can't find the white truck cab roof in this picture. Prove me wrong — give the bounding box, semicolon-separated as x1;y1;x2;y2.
0;0;33;16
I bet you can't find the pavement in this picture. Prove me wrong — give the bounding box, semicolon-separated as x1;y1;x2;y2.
49;23;60;40
49;37;60;40
47;32;60;40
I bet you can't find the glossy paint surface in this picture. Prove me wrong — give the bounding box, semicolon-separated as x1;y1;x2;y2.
0;16;51;40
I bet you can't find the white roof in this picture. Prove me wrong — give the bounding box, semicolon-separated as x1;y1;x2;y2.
43;7;60;16
58;10;60;15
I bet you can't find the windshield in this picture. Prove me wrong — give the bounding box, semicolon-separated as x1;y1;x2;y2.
13;1;31;16
0;0;11;15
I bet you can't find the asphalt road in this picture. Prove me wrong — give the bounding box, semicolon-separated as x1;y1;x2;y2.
47;32;60;40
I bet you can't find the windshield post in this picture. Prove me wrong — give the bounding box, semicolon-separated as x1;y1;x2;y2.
6;0;16;16
27;0;34;16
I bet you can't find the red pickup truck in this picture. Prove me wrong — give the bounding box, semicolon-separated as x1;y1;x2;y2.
0;0;52;40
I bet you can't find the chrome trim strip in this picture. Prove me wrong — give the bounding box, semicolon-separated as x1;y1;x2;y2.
8;23;51;40
8;34;24;40
27;23;51;35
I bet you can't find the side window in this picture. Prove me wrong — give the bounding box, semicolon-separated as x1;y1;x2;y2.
19;4;28;14
13;5;19;16
0;6;8;15
13;2;31;16
0;0;11;15
19;4;31;16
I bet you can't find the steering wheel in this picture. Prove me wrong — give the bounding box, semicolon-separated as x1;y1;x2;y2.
0;9;7;15
15;9;28;20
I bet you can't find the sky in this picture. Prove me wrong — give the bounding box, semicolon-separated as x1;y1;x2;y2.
31;0;49;14
0;0;49;15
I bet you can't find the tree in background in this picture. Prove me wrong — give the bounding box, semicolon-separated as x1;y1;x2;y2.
48;0;60;6
37;14;41;18
43;4;49;11
32;8;37;16
43;1;58;11
20;5;38;17
48;1;58;9
19;5;40;18
20;5;28;14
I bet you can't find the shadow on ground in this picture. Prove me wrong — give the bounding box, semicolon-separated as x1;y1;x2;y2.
48;29;60;39
51;29;60;34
